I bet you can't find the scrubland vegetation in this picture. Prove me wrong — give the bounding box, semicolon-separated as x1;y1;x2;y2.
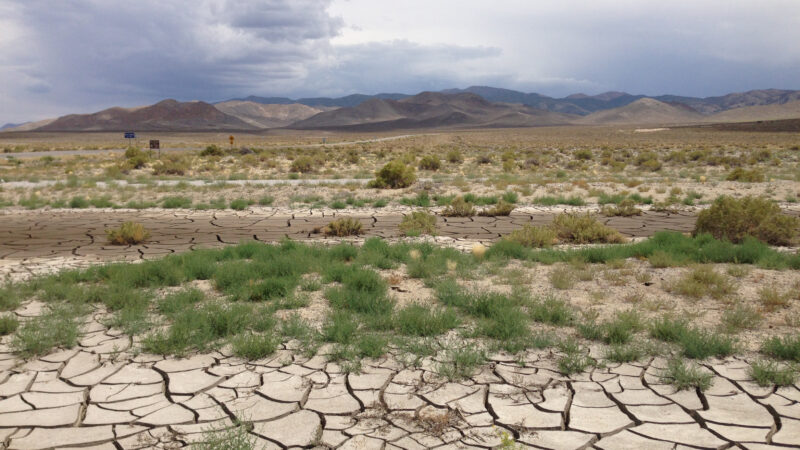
1;127;798;211
1;127;799;391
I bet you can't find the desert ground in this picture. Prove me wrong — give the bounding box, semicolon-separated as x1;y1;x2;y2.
0;126;799;449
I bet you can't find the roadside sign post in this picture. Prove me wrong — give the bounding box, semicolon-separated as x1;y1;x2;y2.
229;135;234;150
150;140;160;158
124;132;135;147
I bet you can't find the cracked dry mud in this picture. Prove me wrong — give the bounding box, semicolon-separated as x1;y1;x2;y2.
0;207;711;281
2;321;800;449
2;209;800;449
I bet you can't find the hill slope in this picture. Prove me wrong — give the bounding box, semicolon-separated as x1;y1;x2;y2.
214;101;327;128
288;92;576;130
704;100;800;123
578;98;703;125
37;100;256;131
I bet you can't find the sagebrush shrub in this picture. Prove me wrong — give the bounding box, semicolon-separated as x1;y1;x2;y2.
505;225;556;248
290;156;315;173
324;218;364;237
368;160;417;189
399;211;436;236
418;155;441;171
441;197;476;217
726;168;765;182
552;213;625;244
479;200;515;217
694;196;798;245
106;221;150;245
200;145;224;157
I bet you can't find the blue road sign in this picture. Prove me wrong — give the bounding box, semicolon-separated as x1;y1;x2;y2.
124;132;135;139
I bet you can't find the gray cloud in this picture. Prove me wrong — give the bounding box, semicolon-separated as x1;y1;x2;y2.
1;0;799;123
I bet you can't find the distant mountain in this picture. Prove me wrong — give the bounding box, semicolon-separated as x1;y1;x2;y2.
11;87;800;133
577;98;703;125
288;91;577;130
214;101;327;128
704;100;800;123
0;123;24;130
223;93;409;108
442;86;645;115
656;89;800;114
38;99;256;131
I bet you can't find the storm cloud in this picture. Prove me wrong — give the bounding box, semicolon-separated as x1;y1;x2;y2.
2;0;799;123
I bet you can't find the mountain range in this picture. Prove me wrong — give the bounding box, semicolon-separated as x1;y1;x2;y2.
4;87;800;132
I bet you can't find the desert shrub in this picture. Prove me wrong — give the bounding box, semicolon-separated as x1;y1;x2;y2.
479;200;515;217
726;168;765;182
551;213;625;244
124;147;149;169
69;196;90;208
229;198;253;210
324;218;364;237
152;156;189;175
106;222;150;245
441;196;476;217
602;199;642;217
575;149;592;160
476;155;492;164
694;196;799;245
368;160;417;189
418;155;441;171
446;149;463;163
399;211;437;236
290;156;315;173
636;152;662;171
200;145;224;156
505;225;556;248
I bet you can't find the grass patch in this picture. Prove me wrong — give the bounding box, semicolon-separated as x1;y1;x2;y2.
719;303;761;333
395;304;460;336
487;230;800;269
533;195;585;206
12;304;82;357
667;265;736;300
231;332;279;359
761;335;800;362
660;358;713;391
0;315;19;335
437;345;486;380
749;360;798;387
161;196;193;209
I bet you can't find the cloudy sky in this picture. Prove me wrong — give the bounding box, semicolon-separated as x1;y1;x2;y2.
2;0;800;123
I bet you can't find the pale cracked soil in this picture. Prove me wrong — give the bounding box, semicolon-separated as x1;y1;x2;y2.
1;313;800;449
0;207;710;281
2;208;800;449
